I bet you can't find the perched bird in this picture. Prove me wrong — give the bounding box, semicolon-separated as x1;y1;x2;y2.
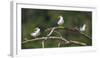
79;24;86;32
57;16;64;26
30;27;40;37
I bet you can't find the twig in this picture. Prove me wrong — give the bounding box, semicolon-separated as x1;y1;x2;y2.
58;42;61;47
42;40;45;48
79;31;91;39
47;27;56;36
70;40;86;46
59;40;86;46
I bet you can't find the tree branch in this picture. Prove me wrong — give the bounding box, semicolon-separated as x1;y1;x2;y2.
22;36;69;44
46;27;91;39
42;40;45;48
69;40;87;45
22;36;86;46
22;27;88;48
79;31;91;39
47;27;56;36
58;42;61;47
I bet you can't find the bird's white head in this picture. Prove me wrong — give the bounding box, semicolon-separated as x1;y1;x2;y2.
35;27;40;30
35;27;40;32
59;16;63;20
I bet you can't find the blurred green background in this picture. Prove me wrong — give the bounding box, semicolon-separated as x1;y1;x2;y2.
21;8;92;49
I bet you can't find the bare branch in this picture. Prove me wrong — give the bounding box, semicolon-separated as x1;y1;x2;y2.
47;27;56;36
79;31;91;39
22;27;88;47
22;36;69;44
22;36;86;46
70;40;87;46
42;40;45;48
46;27;91;39
58;42;61;47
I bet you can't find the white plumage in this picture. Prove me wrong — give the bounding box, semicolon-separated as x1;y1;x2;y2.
31;27;40;37
80;24;86;32
57;16;64;25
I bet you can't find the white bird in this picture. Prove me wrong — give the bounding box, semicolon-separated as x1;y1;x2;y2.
30;27;40;37
79;24;86;32
57;16;64;25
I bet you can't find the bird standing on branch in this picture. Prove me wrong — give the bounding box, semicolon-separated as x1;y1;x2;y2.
79;24;86;32
31;27;40;37
57;16;64;28
57;16;64;25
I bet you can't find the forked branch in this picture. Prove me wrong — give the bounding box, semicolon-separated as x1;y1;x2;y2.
22;36;86;46
22;27;88;48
